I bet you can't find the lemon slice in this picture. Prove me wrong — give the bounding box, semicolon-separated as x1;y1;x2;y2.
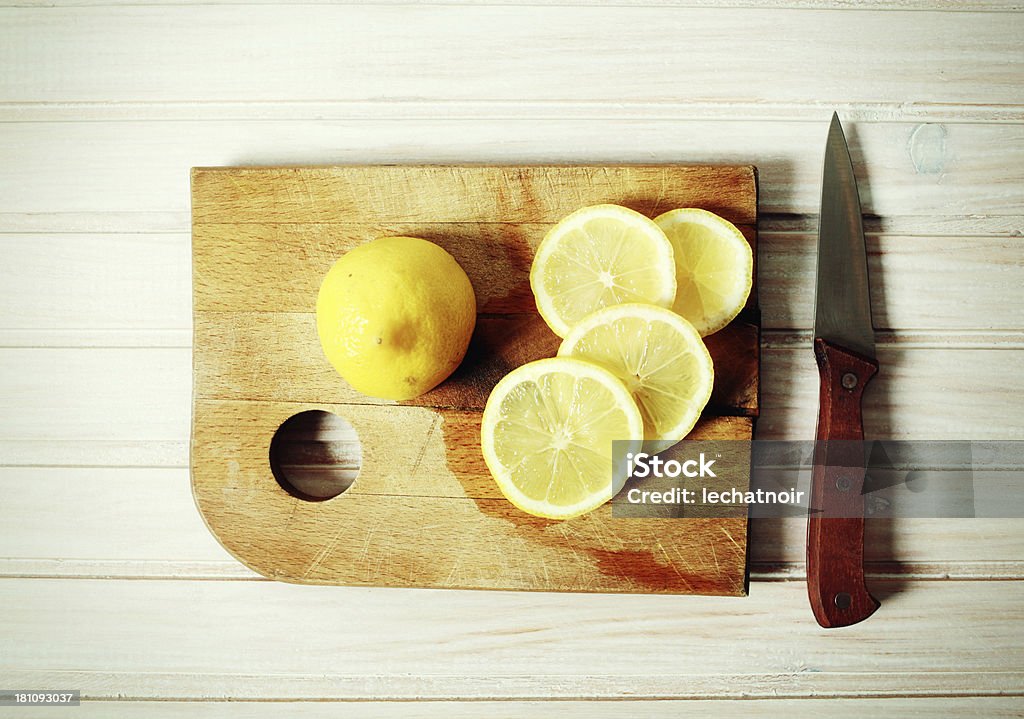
481;357;643;520
654;208;753;336
530;204;677;338
558;304;713;449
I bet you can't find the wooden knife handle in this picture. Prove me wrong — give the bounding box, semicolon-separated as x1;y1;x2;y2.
806;338;880;628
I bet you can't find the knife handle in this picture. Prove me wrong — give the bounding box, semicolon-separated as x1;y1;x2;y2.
807;338;880;628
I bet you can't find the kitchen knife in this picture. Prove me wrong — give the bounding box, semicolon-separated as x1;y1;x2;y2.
806;113;881;628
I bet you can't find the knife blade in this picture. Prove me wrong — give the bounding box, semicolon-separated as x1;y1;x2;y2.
806;113;881;628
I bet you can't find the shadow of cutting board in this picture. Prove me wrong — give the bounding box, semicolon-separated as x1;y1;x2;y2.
190;165;759;595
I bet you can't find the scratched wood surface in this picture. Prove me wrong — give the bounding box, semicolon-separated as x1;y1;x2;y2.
3;0;1023;712
190;164;758;594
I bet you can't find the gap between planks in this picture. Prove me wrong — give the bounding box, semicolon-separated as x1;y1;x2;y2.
7;698;1024;718
3;10;1021;113
1;0;1022;11
1;558;1022;581
3;100;1023;124
3;579;1016;696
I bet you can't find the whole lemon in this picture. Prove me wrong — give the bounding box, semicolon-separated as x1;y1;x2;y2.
316;236;476;401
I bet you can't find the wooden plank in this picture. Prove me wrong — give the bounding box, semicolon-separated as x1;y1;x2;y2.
0;467;234;566
192;221;755;315
191;403;750;593
0;234;192;331
0;579;1021;698
0;348;192;444
2;121;1023;226
760;233;1024;332
0;439;188;467
192;399;750;501
191;166;757;225
1;346;1019;454
7;698;1024;718
4;231;1023;337
2;468;1022;581
752;518;1024;579
2;7;1021;106
192;313;759;414
5;549;1024;582
757;346;1024;440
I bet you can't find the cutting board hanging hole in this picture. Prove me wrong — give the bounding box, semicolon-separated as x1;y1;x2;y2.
269;410;362;501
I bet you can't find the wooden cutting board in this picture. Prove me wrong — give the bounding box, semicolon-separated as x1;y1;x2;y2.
190;165;759;595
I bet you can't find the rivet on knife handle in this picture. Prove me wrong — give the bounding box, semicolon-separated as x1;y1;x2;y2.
806;338;880;628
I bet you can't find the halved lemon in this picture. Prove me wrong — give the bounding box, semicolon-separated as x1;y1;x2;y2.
654;208;753;336
481;357;643;520
530;204;677;338
558;303;713;449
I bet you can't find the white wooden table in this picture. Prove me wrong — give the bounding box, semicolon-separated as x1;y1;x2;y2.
2;2;1023;715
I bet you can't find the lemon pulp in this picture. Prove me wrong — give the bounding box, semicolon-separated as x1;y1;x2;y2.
481;357;643;519
530;204;677;338
559;303;714;449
